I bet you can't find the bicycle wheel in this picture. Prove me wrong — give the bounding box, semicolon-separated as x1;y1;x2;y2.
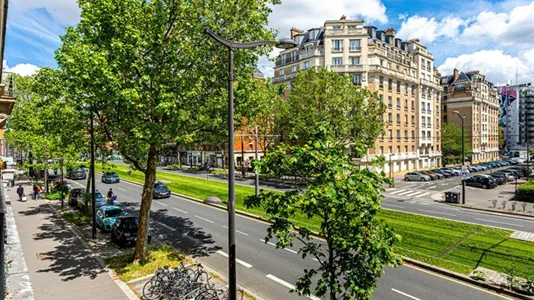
143;279;163;300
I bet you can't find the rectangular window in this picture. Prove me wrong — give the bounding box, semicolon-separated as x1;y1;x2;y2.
396;114;400;124
411;115;415;125
332;57;343;65
350;56;360;65
303;61;309;70
349;39;361;51
332;40;343;51
388;79;392;91
404;115;408;124
279;69;285;75
291;65;297;73
379;94;383;103
388;113;392;123
412;130;415;140
352;75;361;85
388;130;392;140
404;130;408;140
281;54;286;64
396;98;400;108
396;130;401;140
379;76;384;89
388;96;392;108
411;100;415;110
305;45;311;52
290;51;297;62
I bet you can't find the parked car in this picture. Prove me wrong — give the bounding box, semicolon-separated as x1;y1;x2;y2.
427;170;445;179
506;168;526;177
96;205;124;232
440;168;460;176
489;173;508;185
68;188;84;206
53;180;72;193
404;172;431;181
438;168;455;177
110;215;151;248
153;182;171;199
465;175;497;189
48;174;60;181
420;171;437;180
102;171;120;184
77;190;107;211
492;172;515;181
431;169;451;178
68;167;87;180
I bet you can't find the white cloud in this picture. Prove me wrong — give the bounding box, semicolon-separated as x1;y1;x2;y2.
396;15;465;44
437;50;533;86
12;0;81;25
3;60;40;76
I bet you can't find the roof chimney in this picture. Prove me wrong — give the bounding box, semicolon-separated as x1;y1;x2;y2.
340;15;347;20
453;68;459;80
384;27;395;38
290;27;304;40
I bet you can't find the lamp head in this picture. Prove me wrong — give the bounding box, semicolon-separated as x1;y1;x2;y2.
275;38;297;49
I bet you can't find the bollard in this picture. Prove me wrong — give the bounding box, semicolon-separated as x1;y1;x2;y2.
491;200;498;209
501;200;507;210
511;201;517;211
521;202;527;212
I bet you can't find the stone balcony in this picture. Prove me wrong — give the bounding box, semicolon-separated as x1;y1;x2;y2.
271;72;297;84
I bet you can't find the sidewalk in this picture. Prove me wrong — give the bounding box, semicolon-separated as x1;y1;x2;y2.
5;184;132;300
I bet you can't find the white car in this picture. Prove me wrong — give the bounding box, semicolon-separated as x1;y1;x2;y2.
404;172;431;181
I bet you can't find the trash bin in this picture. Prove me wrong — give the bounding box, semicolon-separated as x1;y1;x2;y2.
445;191;452;203
451;192;460;204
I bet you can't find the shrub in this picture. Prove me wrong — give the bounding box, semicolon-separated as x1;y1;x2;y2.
211;169;228;175
515;180;534;203
45;191;62;200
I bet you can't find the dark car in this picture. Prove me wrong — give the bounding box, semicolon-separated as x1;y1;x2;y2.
426;170;444;179
431;169;451;178
502;169;521;178
489;173;508;185
48;174;60;181
102;171;120;184
153;182;171;199
69;167;87;180
68;188;84;206
53;180;72;193
465;175;497;189
110;215;151;248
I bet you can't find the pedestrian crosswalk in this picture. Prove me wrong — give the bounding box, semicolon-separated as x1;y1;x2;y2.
386;188;432;198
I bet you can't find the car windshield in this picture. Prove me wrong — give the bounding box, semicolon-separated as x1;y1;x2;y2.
121;218;138;229
106;172;117;176
95;192;104;198
105;209;122;218
155;183;166;188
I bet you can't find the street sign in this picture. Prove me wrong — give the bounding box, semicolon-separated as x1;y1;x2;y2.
461;172;468;179
461;165;469;173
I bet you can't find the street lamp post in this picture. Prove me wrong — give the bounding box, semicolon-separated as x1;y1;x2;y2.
204;28;296;299
253;126;259;199
453;111;466;205
60;158;64;209
389;153;395;188
90;105;97;239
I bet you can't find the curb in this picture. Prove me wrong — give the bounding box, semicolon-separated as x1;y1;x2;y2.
102;174;533;298
402;258;534;300
449;204;534;220
51;202;139;300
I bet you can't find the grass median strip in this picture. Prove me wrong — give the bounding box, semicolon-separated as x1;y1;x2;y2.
97;163;534;278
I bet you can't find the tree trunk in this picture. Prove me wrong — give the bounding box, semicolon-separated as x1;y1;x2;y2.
133;144;158;263
85;167;92;194
328;238;336;300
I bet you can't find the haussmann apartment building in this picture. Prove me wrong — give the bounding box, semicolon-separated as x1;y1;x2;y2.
440;69;500;163
272;16;443;176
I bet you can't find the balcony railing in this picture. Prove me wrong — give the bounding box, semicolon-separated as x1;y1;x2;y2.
299;48;324;59
272;72;297;83
427;124;432;128
421;108;426;113
420;78;442;90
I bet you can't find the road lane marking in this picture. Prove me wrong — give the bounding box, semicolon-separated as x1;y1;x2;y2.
194;215;214;223
118;188;127;191
266;274;320;300
156;221;174;231
404;191;424;197
382;204;405;209
425;186;437;189
417;209;456;217
260;239;278;247
284;248;298;254
171;207;188;214
216;250;252;268
236;230;249;236
154;202;168;207
389;189;407;195
397;190;416;196
391;288;421;300
415;192;431;198
474;218;524;227
222;225;228;229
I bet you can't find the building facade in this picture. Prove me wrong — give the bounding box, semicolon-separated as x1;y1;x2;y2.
273;17;443;175
440;69;500;163
498;83;533;154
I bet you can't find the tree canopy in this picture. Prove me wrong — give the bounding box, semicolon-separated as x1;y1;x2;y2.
441;122;471;164
55;0;281;262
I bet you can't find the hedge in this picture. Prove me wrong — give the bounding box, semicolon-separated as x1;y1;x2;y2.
515;179;534;203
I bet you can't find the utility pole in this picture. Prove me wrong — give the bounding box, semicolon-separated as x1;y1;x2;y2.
453;111;466;205
60;158;64;209
90;105;97;239
254;126;259;199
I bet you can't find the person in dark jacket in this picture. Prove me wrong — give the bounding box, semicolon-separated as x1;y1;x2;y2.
16;185;24;201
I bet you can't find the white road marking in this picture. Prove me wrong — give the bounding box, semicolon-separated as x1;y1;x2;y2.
391;288;422;300
474;218;524;227
284;248;298;254
157;222;174;231
417;209;456;217
118;188;127;191
236;230;249;236
216;250;253;268
266;274;320;300
194;215;214;223
389;189;407;195
397;190;416;196
382;204;405;209
171;207;188;214
415;192;431;198
222;225;228;229
404;191;425;197
425;186;437;189
260;239;277;247
154;202;168;207
312;258;319;262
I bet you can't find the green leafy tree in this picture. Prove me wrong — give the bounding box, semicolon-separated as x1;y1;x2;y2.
280;68;386;147
245;127;401;300
441;123;471;164
56;0;279;262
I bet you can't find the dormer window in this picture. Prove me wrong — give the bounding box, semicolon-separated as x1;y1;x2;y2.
295;35;304;45
309;29;320;40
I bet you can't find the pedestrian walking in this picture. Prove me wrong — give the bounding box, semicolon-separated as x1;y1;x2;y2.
16;184;24;201
107;188;114;205
33;184;40;200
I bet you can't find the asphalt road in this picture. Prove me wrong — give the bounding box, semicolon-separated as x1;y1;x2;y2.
67;175;514;300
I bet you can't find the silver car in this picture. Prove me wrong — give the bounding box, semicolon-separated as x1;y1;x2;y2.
404;172;431;181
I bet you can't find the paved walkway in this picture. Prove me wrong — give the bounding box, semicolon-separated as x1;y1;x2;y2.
5;184;131;300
